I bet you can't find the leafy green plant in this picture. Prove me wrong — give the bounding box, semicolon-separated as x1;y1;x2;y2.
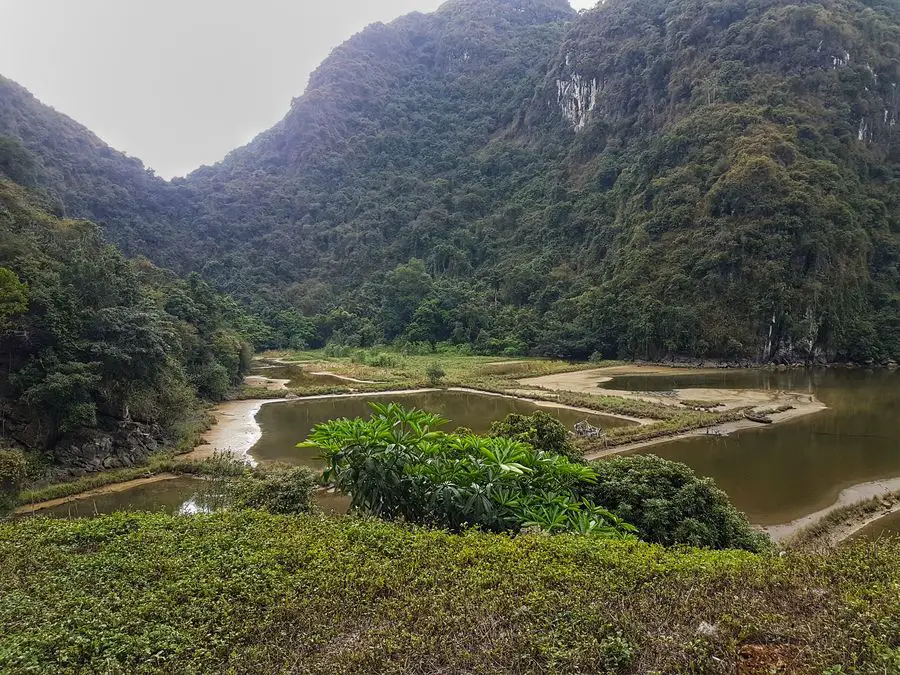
225;465;318;515
490;411;583;463
300;403;635;537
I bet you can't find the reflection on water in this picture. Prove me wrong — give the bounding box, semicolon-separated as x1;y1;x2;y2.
249;390;634;468
599;369;818;394
24;478;213;520
615;369;900;525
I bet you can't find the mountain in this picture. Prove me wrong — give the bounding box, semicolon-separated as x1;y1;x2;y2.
1;0;898;362
0;178;253;475
0;76;195;261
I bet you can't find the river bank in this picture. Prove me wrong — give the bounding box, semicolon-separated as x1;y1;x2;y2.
765;478;900;546
15;359;897;548
14;473;181;516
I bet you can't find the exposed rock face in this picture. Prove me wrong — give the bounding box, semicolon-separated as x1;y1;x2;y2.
556;72;598;130
52;419;169;478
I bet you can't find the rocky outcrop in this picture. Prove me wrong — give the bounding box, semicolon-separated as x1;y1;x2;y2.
52;419;169;478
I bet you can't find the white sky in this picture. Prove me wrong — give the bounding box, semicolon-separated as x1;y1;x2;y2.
0;0;596;179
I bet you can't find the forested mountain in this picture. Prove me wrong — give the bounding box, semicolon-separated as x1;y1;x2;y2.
0;77;189;260
0;177;253;476
1;0;898;362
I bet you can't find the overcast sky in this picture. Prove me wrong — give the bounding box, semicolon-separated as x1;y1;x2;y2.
0;0;595;179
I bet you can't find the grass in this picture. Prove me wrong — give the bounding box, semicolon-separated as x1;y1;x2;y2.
258;348;588;395
0;511;898;673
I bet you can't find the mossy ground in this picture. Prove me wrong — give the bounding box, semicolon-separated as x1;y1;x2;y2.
0;511;898;673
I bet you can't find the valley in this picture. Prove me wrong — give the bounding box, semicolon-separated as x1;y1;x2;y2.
1;0;899;670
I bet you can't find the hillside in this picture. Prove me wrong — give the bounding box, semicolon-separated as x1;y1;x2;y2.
0;77;191;262
0;178;252;478
0;0;898;362
2;511;899;672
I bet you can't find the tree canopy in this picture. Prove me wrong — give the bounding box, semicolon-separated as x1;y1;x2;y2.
0;0;898;362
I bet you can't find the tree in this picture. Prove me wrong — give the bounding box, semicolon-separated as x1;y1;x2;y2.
582;455;770;552
380;260;432;340
0;268;27;326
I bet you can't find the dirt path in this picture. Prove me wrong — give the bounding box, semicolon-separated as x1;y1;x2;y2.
244;375;291;391
519;365;821;411
449;387;649;425
583;402;826;460
15;473;181;515
835;503;900;543
308;371;382;384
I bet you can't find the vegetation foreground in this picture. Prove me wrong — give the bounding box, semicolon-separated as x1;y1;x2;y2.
0;512;897;674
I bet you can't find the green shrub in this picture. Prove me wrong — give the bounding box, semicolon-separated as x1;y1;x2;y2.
227;465;318;515
323;343;352;358
425;362;446;385
365;352;402;368
301;403;635;537
584;454;770;552
490;411;583;463
0;447;27;514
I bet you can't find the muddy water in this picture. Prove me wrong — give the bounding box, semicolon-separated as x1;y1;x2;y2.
22;478;213;519
250;390;634;468
23;477;351;519
850;510;900;541
604;369;900;527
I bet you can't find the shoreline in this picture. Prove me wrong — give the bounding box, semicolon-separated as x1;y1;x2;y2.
12;363;841;525
516;365;826;460
764;477;900;545
583;402;825;460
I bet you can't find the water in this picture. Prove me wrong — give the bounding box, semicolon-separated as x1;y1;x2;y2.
22;477;351;519
850;510;900;541
21;478;212;519
250;390;634;468
607;369;900;526
29;371;900;537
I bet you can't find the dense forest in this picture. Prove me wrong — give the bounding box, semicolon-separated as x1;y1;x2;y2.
0;0;898;362
0;164;253;477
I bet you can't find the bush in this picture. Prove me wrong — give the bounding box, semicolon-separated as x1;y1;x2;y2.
302;403;635;537
0;448;27;514
583;455;770;552
349;349;403;368
426;362;446;386
490;411;583;463
323;343;353;358
365;352;403;368
226;465;318;515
